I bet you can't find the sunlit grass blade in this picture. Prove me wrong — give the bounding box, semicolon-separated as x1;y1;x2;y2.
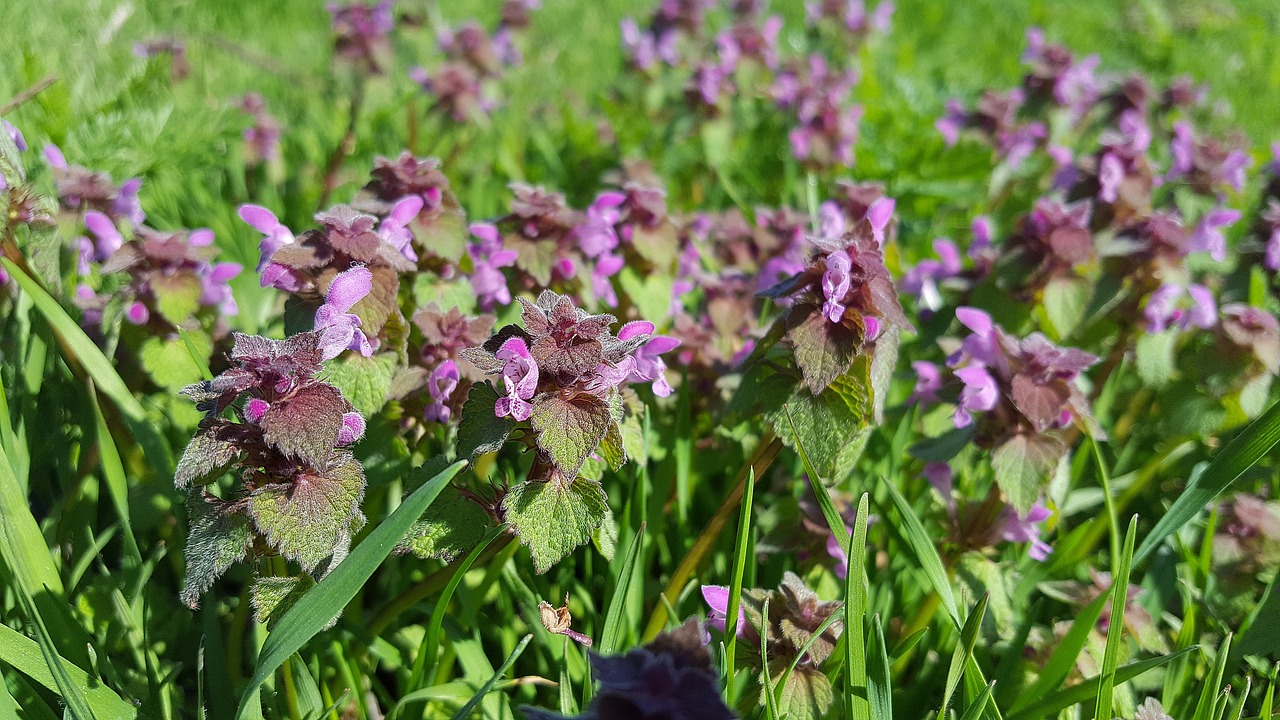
883;479;959;624
1261;662;1277;720
600;522;646;655
847;493;870;720
90;390;142;573
1191;634;1233;720
1095;515;1138;720
1010;591;1110;712
1;257;174;475
179;326;215;381
942;594;990;718
760;599;780;720
1007;647;1197;720
776;610;843;703
0;443;62;593
782;405;851;544
1136;400;1280;564
890;628;928;661
1225;677;1250;720
447;634;532;720
867;614;892;720
960;681;997;720
723;468;754;692
11;582;98;720
235;460;466;720
407;522;510;697
0;624;136;720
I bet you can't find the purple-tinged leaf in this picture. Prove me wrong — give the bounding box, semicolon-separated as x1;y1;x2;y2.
529;390;613;479
260;383;347;464
247;451;366;572
457;381;516;458
176;425;240;488
789;306;863;395
180;493;252;608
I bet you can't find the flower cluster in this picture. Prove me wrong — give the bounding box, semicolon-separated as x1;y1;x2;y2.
176;330;367;611
327;0;394;73
237;93;281;168
773;54;862;168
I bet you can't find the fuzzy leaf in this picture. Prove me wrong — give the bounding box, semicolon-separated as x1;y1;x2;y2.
530;391;612;480
991;433;1066;514
789;309;862;395
323;352;397;416
412;204;467;263
777;666;835;720
175;425;239;488
247;453;366;572
261;383;346;464
617;266;675;324
1135;330;1178;386
349;265;399;338
598;421;627;471
151;271;204;324
628;223;680;273
513;237;557;286
1010;375;1069;432
501;477;608;573
457;381;516;458
180;494;252;608
396;485;493;561
250;575;316;627
766;358;873;481
1041;276;1091;340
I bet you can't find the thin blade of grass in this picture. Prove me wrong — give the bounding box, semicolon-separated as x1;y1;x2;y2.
90;390;142;573
883;480;959;625
448;634;532;720
848;493;870;720
867;614;892;720
179;327;215;381
1191;634;1234;720
1260;662;1277;719
235;460;467;720
890;628;928;661
1095;515;1138;720
0;624;135;720
776;610;844;700
723;468;755;692
761;599;780;720
1226;677;1251;720
11;583;98;720
960;681;997;720
942;594;990;718
1136;400;1280;564
600;522;646;655
1;257;174;475
1012;591;1111;712
1007;647;1197;720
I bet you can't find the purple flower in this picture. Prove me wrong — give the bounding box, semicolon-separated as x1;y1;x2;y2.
922;462;953;496
701;585;747;637
576;191;625;257
425;360;461;423
619;320;679;397
1266;227;1280;272
821;251;852;322
866;196;894;246
126;301;150;325
911;361;942;404
1169;122;1194;178
1098;152;1124;203
936;99;967;146
1144;283;1216;333
378;196;423;263
337;412;366;445
970;216;994;259
494;337;538;421
825;526;852;579
1190;207;1240;262
620;18;657;70
314;266;374;360
238;204;300;290
902;238;962;309
245;398;270;423
1000;503;1053;561
201;262;243;315
951;306;1002;368
953;364;998;428
467;222;518;309
3;120;26;152
818;200;846;239
589;252;625;308
83;211;125;261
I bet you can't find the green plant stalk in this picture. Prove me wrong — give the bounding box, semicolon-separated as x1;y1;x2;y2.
723;467;755;697
847;493;871;720
1094;516;1138;720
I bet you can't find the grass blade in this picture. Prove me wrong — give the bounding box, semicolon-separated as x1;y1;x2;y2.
760;598;781;720
1;257;174;475
448;635;533;720
943;594;990;718
600;522;646;655
1095;515;1138;720
1136;400;1280;564
90;389;142;573
0;624;136;720
884;479;960;625
1191;634;1234;720
867;614;892;720
11;582;97;720
235;460;467;720
179;327;215;381
848;493;870;720
1008;647;1197;720
960;681;997;720
1011;591;1111;712
723;468;755;691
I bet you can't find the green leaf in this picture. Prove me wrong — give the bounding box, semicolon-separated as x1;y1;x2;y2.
942;594;989;718
598;421;627;471
530;390;612;480
175;427;240;489
777;666;834;720
250;575;316;627
616;267;675;325
960;682;998;720
991;433;1066;515
140;333;211;391
790;311;861;395
1191;634;1233;720
1040;276;1091;340
1135;330;1178;386
1136;400;1280;564
600;524;646;655
151;272;204;324
396;485;493;562
236;459;466;720
2;257;174;474
1011;591;1111;712
448;634;533;720
260;383;346;466
847;494;871;720
323;352;397;416
502;477;608;573
766;358;872;481
456;381;515;458
885;481;960;625
246;452;365;572
0;624;136;720
181;493;253;608
1006;648;1197;720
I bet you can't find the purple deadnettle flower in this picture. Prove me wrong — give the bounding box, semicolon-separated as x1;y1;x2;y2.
201;262;244;315
1098;152;1124;204
1189;207;1240;262
378;196;424;263
337;412;366;445
701;585;747;636
238;204;299;290
244;397;270;423
1000;503;1053;561
953;364;999;428
911;361;942;404
314;266;374;360
424;360;461;423
821;251;852;322
936;99;968;146
619;320;680;397
83;210;125;262
125;301;150;325
576;191;625;257
3;120;26;152
467;222;519;310
1144;283;1216;333
494;337;538;421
